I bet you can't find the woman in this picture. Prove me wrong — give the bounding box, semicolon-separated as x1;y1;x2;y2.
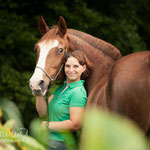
36;50;92;150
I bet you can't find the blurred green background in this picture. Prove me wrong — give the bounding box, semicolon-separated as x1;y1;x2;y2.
0;0;150;148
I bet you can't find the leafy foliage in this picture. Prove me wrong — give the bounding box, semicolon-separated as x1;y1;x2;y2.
0;98;149;149
0;99;46;150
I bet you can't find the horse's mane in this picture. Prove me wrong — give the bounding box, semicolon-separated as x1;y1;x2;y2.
68;29;122;61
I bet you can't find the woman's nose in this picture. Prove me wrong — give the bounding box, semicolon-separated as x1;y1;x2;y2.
69;66;74;72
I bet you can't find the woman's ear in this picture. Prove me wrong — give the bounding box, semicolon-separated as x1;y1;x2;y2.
83;65;86;73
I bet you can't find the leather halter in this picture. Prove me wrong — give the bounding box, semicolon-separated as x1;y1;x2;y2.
35;49;67;86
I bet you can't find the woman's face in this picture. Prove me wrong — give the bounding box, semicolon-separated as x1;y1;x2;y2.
64;56;86;83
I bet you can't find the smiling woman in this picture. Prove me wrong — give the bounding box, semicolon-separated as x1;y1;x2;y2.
36;50;92;150
64;51;92;83
65;57;86;83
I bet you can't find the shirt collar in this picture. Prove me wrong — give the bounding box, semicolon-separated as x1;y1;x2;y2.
64;80;85;88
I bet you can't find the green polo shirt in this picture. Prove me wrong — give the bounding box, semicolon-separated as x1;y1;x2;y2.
48;80;87;144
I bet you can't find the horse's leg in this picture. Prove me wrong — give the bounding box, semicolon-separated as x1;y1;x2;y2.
107;52;150;133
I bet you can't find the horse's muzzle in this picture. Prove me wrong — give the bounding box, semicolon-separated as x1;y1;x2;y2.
32;89;46;96
29;80;47;96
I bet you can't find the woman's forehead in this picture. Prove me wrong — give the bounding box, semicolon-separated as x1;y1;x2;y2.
66;56;80;64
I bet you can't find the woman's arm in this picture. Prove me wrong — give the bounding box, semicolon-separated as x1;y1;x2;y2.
36;95;54;117
41;107;85;131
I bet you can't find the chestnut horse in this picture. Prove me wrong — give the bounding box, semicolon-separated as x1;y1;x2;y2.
29;16;150;136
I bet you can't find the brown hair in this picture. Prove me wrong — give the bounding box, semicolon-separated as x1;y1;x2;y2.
64;50;92;79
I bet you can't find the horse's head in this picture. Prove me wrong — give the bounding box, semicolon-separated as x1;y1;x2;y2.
29;16;68;96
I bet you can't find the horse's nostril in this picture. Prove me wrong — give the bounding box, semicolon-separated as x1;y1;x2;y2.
33;89;42;95
35;89;41;93
39;80;44;87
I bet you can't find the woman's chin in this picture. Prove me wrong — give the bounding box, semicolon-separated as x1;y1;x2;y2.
67;78;80;83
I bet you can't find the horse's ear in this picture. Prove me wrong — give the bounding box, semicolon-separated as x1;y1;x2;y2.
58;16;67;37
38;16;49;35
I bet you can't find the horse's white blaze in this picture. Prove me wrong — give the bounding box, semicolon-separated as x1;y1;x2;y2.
30;40;59;88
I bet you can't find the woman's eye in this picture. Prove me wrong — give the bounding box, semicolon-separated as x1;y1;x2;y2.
57;48;63;54
65;64;70;68
74;65;79;68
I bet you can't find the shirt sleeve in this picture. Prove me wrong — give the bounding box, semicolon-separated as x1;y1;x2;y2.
70;88;87;107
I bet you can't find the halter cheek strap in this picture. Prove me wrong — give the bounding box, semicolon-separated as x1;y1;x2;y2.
36;66;54;81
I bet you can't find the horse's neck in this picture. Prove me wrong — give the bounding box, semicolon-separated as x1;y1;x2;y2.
67;33;117;94
68;29;122;61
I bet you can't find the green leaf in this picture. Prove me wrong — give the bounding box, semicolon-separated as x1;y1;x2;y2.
18;136;46;150
0;122;46;150
29;118;48;146
0;97;24;132
3;120;15;130
81;108;149;150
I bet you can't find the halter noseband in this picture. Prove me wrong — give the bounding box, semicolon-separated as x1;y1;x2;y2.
36;49;67;86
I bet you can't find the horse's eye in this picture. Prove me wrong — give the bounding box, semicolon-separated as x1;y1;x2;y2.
57;48;63;54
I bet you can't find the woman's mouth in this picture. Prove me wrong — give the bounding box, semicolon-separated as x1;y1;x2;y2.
67;73;75;76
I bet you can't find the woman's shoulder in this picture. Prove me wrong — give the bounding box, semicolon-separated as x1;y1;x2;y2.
69;86;87;107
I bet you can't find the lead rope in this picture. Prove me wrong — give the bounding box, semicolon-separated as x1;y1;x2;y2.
45;63;64;117
46;84;51;119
